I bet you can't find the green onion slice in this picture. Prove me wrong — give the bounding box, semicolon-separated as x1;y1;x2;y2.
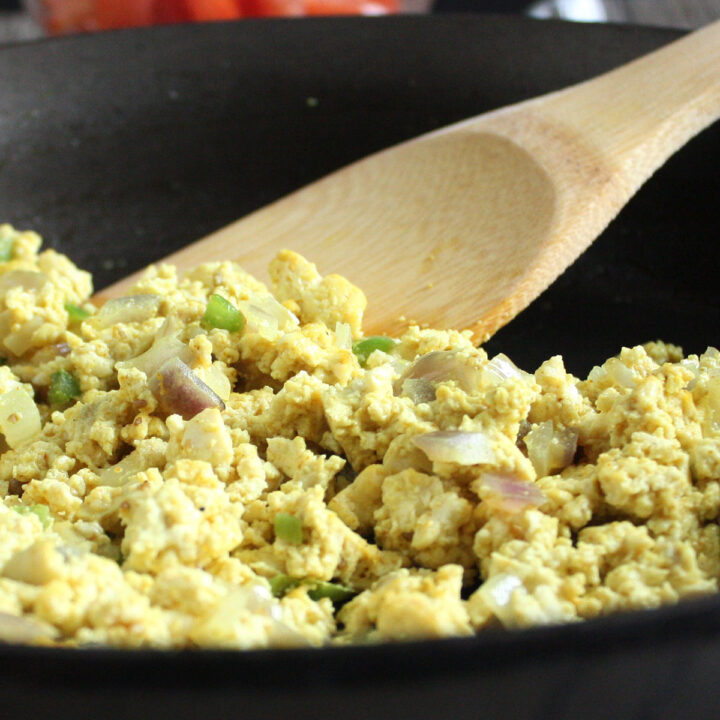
48;369;81;408
307;581;355;603
269;574;301;598
12;504;51;528
268;574;356;604
0;231;13;262
201;294;245;333
352;336;397;366
65;302;91;323
274;513;304;545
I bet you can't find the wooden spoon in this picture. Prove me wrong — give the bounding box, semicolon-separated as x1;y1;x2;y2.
95;20;720;343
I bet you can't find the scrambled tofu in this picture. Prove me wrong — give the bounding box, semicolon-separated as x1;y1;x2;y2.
0;222;718;649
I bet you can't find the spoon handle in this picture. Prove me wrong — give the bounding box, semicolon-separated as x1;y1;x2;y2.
533;19;720;185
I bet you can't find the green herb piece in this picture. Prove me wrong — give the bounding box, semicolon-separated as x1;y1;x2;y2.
65;302;91;323
48;369;81;408
352;336;397;366
268;574;356;604
201;294;245;333
12;504;51;528
274;513;304;545
269;574;302;598
307;581;356;603
0;232;14;262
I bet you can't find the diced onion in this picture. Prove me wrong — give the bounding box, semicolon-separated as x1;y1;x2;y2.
483;353;529;385
475;573;524;628
53;342;72;357
0;612;57;645
0;270;48;295
412;430;496;465
605;357;637;388
681;359;700;390
0;388;41;448
196;584;310;648
479;472;546;514
236;301;279;339
181;408;233;466
334;322;352;350
401;378;437;404
2;540;62;585
119;335;192;379
702;377;720;432
195;364;232;403
237;295;298;337
3;316;43;356
94;294;161;329
98;440;167;487
393;351;483;396
524;421;578;478
149;356;225;420
588;357;637;388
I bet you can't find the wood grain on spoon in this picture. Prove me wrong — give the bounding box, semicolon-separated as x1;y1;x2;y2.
95;20;720;343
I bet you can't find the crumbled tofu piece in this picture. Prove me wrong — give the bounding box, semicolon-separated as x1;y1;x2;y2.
0;223;716;649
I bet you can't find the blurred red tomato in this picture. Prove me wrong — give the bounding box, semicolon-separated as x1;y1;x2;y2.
32;0;398;34
152;0;189;22
184;0;243;20
94;0;154;27
304;0;397;13
241;0;394;14
240;0;303;17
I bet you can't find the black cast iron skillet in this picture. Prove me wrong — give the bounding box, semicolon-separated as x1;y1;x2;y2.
0;15;719;720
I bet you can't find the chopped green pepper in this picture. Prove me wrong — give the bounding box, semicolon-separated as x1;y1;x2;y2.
274;513;304;545
307;581;356;603
65;302;91;323
269;574;301;598
12;504;51;528
269;574;356;603
0;232;13;263
201;294;245;333
48;369;81;408
352;336;397;366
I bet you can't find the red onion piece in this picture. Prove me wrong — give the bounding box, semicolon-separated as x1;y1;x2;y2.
149;356;225;420
412;430;496;465
480;472;546;514
394;351;482;396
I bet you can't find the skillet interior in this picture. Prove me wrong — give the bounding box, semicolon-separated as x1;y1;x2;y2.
0;14;719;719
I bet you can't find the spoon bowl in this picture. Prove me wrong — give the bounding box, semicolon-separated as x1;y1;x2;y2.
95;19;720;341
